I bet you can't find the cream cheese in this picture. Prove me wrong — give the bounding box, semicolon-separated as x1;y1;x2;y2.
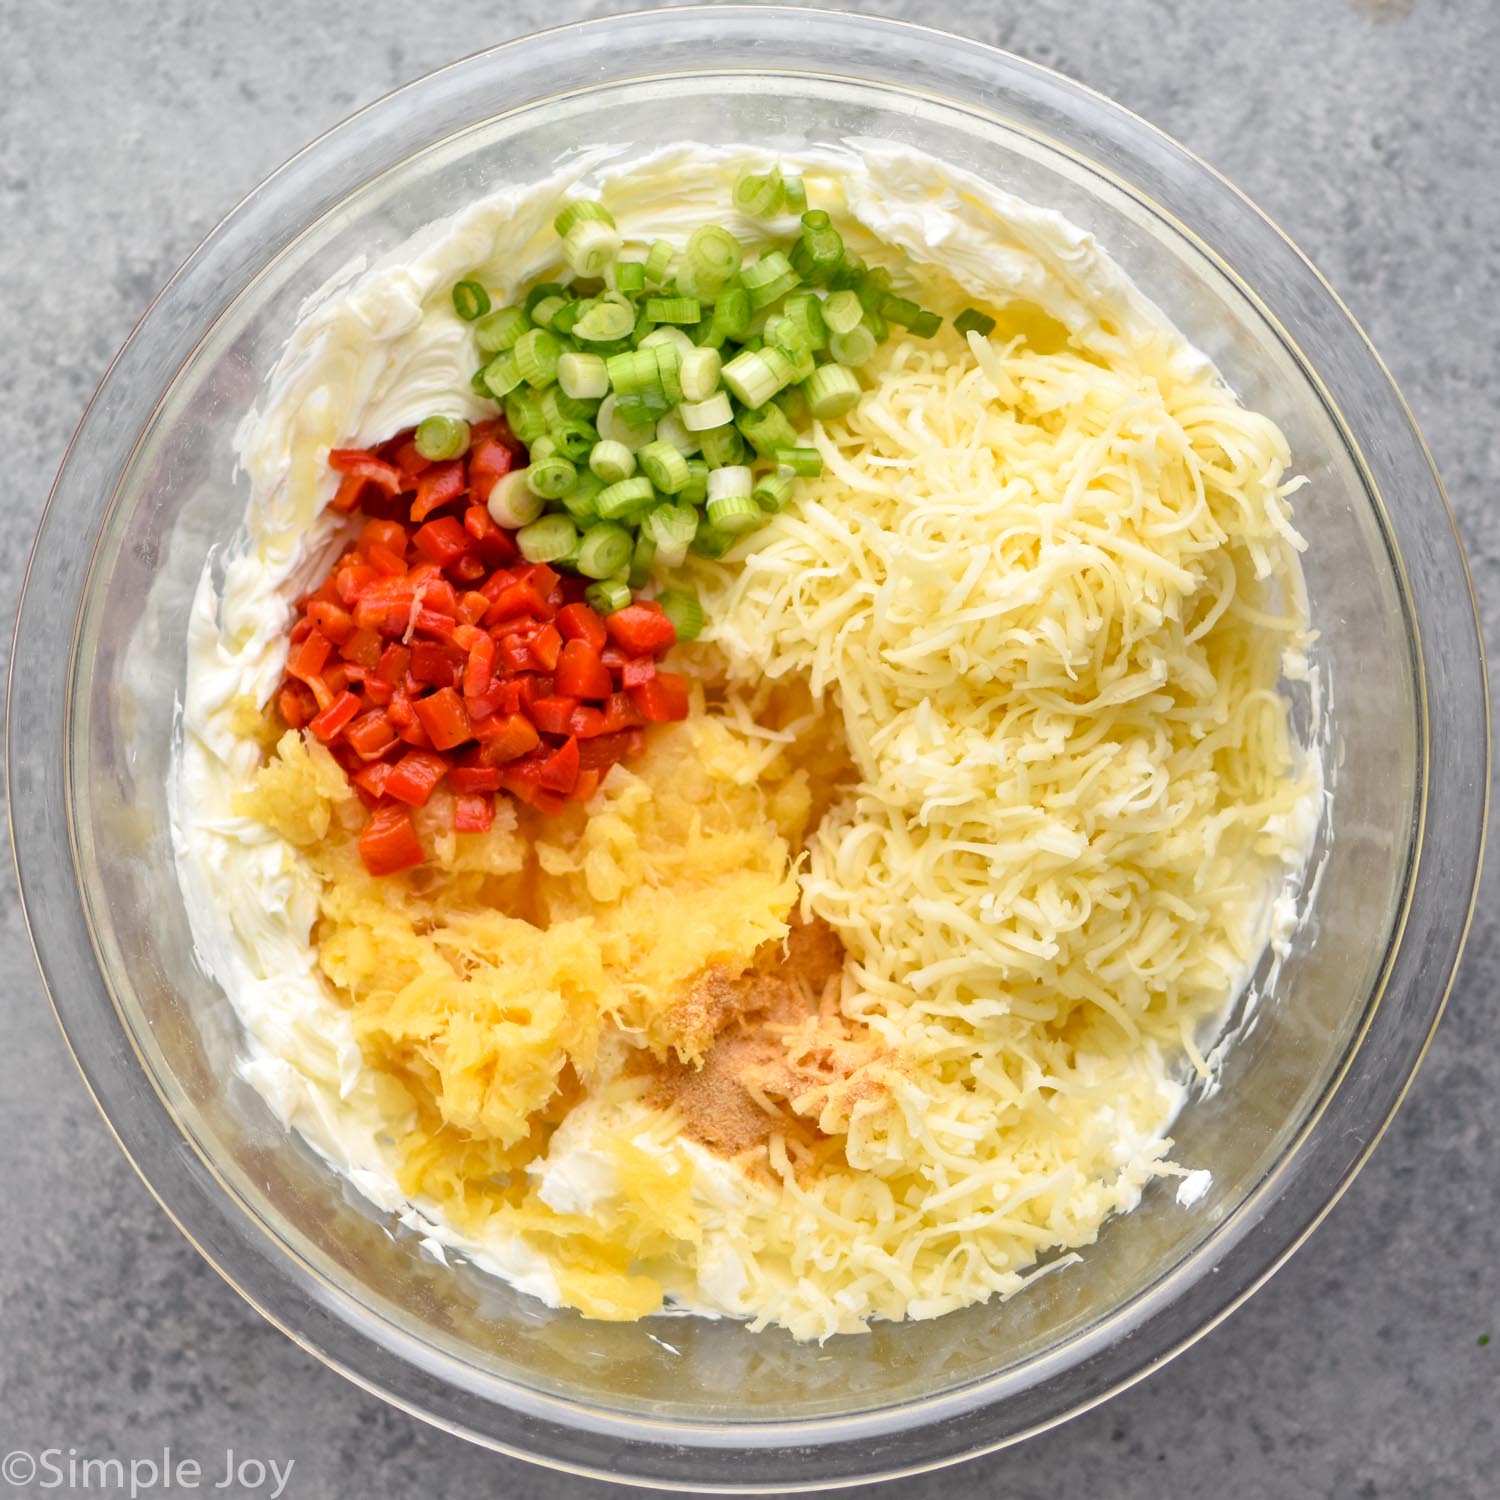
171;140;1319;1333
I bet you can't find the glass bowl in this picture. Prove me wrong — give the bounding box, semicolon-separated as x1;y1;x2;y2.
9;7;1487;1490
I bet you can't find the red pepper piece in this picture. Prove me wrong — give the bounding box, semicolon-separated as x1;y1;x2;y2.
628;671;690;723
619;656;656;690
335;563;380;605
383;749;448;806
365;542;408;578
375;643;411;686
450;554;486;585
453;793;495;834
555;602;608;653
529;623;563;672
483;579;549;626
414;608;459;640
388;435;431;480
577;727;643;771
600;691;645;733
329;449;404;491
352;760;394;799
476;714;541;764
344;710;397;761
463;504;520;566
359;518;409;560
457;590;491;626
449;763;504;793
567;706;609;739
288;629;334;684
409;639;461;688
309;689;360;743
528;695;579;737
412;515;471;568
412;686;474;751
277;683;316;729
306;600;355;645
570;768;602;803
410;460;467;523
340;626;383;672
555;638;614;700
463;635;495;699
467;437;514;501
537;736;580;795
606;603;678;657
358;804;425;876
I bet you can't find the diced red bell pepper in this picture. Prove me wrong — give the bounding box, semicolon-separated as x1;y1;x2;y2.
412;686;474;751
288;629;334;684
571;768;601;803
277;683;316;729
309;689;361;743
450;554;486;585
410;460;467;523
449;762;504;793
619;656;656;690
329;449;404;491
600;691;644;733
383;749;448;807
352;760;394;799
463;504;520;566
366;542;408;578
463;635;495;699
605;603;677;657
457;589;491;626
528;695;579;737
359;518;409;560
537;736;580;795
628;672;690;723
453;793;494;834
412;515;471;568
567;706;609;738
306;600;355;645
578;728;643;772
476;714;541;764
344;710;397;760
467;438;514;501
388;434;431;480
555;638;614;701
409;639;461;688
556;602;608;653
358;804;425;876
335;563;380;605
529;623;563;672
483;579;549;626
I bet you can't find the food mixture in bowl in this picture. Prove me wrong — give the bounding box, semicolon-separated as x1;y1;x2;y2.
172;143;1318;1341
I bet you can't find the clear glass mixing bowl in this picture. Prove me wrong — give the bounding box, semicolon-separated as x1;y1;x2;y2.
8;8;1487;1490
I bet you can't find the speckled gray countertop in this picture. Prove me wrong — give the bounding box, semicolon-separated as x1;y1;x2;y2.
2;1;1496;1495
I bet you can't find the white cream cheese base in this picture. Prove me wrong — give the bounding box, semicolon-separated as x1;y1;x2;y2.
171;140;1316;1328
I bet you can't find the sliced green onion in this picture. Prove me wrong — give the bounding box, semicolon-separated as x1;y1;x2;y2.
640;326;695;354
741;250;801;310
606;348;663;396
732;168;783;218
685;225;743;291
558;351;610;400
628;532;657;590
552;299;589;336
638;439;691;495
471;366;492;396
707;494;762;534
697;424;746;468
657;588;704;641
504;387;548;443
414;415;471;462
616;392;670;429
681;457;710;504
736;402;797;458
596;475;656;520
563;220;622;277
517;513;578;563
827;252;867;291
775;382;808;426
645;239;676;284
765;342;814;385
573;300;636;342
549;419;598;463
614;260;647;296
645;296;701;325
589;440;636;484
554;199;616;237
480;351;524;399
643;503;699;567
596;394;649;447
720;348;780;408
828;322;877;367
452;280;490;321
790;211;844;284
706;464;752;502
530;293;567;330
775;445;823;478
711;286;753;341
488;469;546;528
576;521;633;579
541;385;598;426
653;341;684;405
878;293;925;329
526;446;577;499
753;468;795;513
781;291;828;348
474;305;529;353
781;175;807;214
954;307;997;338
586;577;633;614
911;308;943;338
525;281;569;317
679;346;721;402
653;406;699;456
561;470;605;525
822;289;863;336
515;328;562;387
679;391;734;432
855;267;894;314
691;513;738;558
803;364;862;420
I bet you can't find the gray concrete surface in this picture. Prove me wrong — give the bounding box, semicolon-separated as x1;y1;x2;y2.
2;0;1497;1495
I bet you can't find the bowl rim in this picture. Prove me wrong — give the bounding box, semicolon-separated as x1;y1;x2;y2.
8;5;1489;1490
